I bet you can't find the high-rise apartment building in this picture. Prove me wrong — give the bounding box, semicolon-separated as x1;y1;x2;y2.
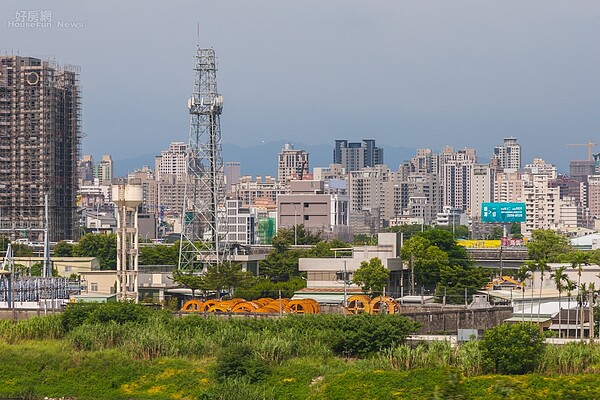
524;158;557;179
220;199;258;245
79;155;95;185
493;137;521;169
127;166;158;215
333;139;383;172
587;175;600;219
349;164;389;233
549;175;586;208
521;174;560;236
96;155;113;185
277;143;309;183
0;56;80;241
439;146;476;211
470;164;495;219
570;159;595;183
225;161;241;193
232;175;284;208
405;173;441;224
154;141;188;181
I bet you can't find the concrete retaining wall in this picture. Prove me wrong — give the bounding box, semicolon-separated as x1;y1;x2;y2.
0;305;514;335
0;309;61;320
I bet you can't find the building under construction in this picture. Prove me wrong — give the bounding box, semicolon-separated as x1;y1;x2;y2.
0;56;80;241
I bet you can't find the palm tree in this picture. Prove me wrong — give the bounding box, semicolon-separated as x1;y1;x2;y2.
524;261;538;324
566;278;576;338
537;259;551;324
570;252;591;335
551;266;568;338
579;283;590;341
515;265;531;323
588;282;596;341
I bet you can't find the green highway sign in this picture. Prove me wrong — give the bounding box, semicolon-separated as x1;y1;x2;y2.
481;202;526;223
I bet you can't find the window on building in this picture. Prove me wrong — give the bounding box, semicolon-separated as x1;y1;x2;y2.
90;283;98;292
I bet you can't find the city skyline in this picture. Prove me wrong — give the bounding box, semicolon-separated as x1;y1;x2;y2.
2;1;600;173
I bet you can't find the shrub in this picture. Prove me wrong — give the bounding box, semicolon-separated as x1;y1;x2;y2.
481;323;544;374
330;314;419;357
61;301;151;331
214;343;269;383
432;369;469;400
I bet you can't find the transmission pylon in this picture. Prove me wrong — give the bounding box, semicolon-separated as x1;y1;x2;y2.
178;47;228;271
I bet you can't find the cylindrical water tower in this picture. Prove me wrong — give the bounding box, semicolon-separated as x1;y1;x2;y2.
112;184;143;301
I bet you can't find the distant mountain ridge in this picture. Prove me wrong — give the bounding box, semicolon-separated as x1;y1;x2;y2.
113;140;419;177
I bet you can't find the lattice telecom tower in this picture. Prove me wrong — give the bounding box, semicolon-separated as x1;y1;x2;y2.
178;47;227;270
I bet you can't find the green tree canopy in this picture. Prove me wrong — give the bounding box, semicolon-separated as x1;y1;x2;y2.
204;262;255;297
235;276;306;300
436;224;470;239
72;233;117;270
352;234;377;245
309;239;351;258
352;257;390;296
172;270;207;298
481;323;545;374
400;236;449;286
0;235;9;253
11;243;33;257
272;225;322;247
260;233;347;282
54;241;74;257
526;229;572;262
139;242;179;265
437;264;489;303
259;246;310;282
417;229;472;267
384;224;430;240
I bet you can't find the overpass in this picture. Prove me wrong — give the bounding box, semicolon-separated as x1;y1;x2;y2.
466;247;528;270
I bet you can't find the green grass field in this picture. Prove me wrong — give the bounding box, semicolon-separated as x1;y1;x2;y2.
2;341;600;399
2;305;600;399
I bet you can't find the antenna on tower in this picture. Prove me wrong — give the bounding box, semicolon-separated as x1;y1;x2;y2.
178;47;228;271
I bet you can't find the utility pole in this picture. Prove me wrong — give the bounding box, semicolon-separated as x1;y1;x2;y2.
43;194;51;278
589;290;595;342
343;260;348;317
294;204;298;246
410;253;415;296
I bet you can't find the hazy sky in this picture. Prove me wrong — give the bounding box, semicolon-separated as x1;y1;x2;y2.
2;1;600;172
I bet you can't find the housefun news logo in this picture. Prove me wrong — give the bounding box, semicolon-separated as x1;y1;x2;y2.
8;10;85;29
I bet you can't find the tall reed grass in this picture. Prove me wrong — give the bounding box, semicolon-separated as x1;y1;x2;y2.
536;342;600;374
0;314;64;343
374;340;484;376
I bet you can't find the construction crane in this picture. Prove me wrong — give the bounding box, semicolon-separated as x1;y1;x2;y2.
297;159;308;180
566;141;598;161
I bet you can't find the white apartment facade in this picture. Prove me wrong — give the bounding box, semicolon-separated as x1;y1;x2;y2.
521;174;560;236
470;163;495;219
277;143;309;183
154;142;188;181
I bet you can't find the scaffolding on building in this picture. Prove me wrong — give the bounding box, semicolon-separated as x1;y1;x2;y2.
0;56;80;243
